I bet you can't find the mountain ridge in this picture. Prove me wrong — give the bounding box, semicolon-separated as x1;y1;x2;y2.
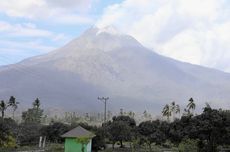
0;26;229;113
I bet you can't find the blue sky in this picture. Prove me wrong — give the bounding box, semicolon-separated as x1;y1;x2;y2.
0;0;123;65
0;0;230;72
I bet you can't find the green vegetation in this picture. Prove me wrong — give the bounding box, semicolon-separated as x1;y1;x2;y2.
22;98;43;124
178;138;198;152
0;96;229;152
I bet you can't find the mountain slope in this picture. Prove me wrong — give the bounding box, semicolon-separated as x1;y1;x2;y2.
0;26;230;112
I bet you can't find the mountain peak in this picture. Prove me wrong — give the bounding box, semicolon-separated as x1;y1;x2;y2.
63;25;143;53
82;25;123;37
96;25;122;36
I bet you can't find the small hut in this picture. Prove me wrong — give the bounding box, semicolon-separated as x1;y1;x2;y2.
61;126;95;152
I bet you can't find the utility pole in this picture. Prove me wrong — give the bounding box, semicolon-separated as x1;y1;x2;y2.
98;97;109;123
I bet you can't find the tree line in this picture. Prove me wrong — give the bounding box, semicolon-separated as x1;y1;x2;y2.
0;96;230;152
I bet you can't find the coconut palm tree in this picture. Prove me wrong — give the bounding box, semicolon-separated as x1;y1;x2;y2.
175;104;180;118
187;98;196;115
162;104;171;122
8;96;19;120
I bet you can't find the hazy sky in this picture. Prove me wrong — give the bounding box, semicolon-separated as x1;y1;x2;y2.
0;0;230;73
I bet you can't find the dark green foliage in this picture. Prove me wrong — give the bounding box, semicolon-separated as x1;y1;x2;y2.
0;119;11;146
40;122;69;143
178;138;198;152
2;118;18;137
191;106;227;151
18;123;42;146
168;105;229;151
112;115;136;128
0;118;17;148
108;120;132;148
92;127;106;151
106;116;136;148
220;110;230;145
168;117;191;144
138;120;167;150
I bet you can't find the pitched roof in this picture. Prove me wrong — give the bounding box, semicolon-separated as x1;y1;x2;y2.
61;126;96;138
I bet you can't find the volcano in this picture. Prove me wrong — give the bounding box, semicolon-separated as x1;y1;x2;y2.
0;26;230;113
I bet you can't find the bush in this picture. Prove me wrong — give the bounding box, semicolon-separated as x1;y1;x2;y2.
178;138;198;152
0;119;17;148
18;123;42;146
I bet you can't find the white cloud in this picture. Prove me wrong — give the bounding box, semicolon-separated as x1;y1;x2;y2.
0;21;72;65
0;21;52;37
96;0;230;72
46;0;93;11
0;21;71;42
0;0;95;24
53;14;94;25
0;0;45;18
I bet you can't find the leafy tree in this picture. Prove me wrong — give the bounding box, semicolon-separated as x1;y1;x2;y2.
112;115;136;128
107;116;136;148
192;105;226;152
8;96;19;120
108;120;131;148
138;120;167;151
40;122;69;143
22;98;43;124
22;108;43;124
92;127;106;151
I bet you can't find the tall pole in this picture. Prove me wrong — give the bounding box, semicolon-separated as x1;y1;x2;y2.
98;97;109;123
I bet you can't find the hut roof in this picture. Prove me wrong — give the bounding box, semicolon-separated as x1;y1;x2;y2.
61;126;95;138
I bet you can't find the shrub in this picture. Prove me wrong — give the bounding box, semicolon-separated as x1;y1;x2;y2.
178;138;198;152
